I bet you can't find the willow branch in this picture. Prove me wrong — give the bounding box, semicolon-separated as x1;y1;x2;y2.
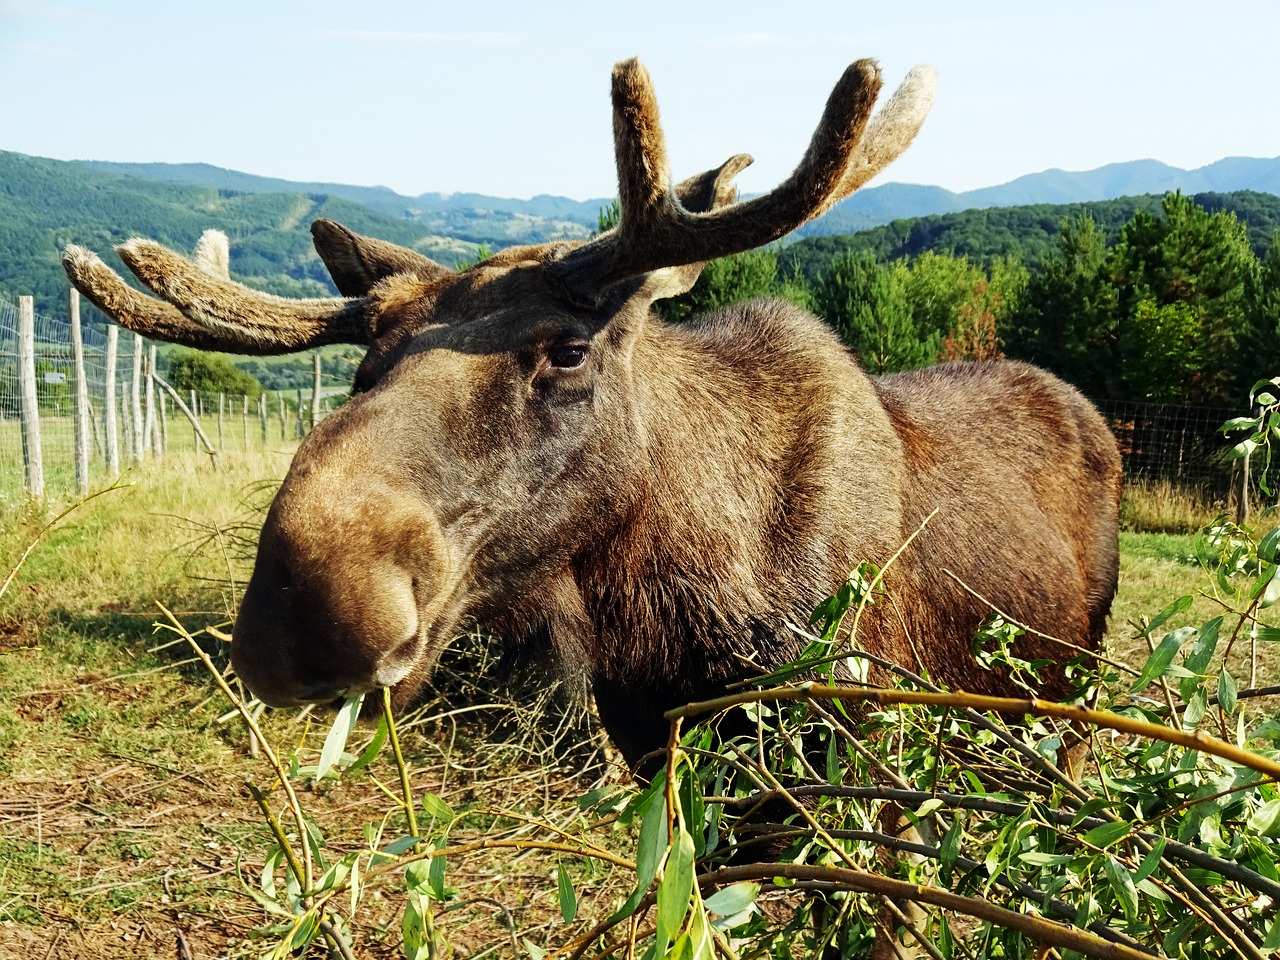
665;684;1280;780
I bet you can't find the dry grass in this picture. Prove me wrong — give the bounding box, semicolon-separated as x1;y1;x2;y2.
1119;477;1230;534
3;457;1277;958
0;455;623;960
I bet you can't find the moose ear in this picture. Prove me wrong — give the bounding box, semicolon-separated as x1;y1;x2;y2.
311;219;453;296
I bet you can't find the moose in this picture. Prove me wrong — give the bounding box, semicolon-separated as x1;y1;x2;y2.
63;58;1121;769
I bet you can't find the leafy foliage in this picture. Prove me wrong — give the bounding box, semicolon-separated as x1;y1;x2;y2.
166;350;263;400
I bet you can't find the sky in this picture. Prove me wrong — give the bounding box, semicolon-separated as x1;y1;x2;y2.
2;1;1278;202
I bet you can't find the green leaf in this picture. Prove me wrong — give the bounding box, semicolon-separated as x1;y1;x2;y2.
1229;437;1260;461
1260;527;1280;564
1260;565;1280;608
1255;627;1280;643
1081;821;1130;849
1218;667;1238;714
1140;595;1193;639
1103;856;1139;922
288;910;321;951
704;882;759;918
522;938;547;960
314;857;351;893
610;775;668;922
260;845;283;902
1184;617;1222;675
1184;688;1208;729
421;792;455;825
939;819;963;867
1130;626;1194;692
1265;915;1280;951
1221;416;1259;433
1132;837;1166;884
402;890;432;960
1249;798;1280;838
346;711;389;776
315;692;364;781
557;861;577;923
405;858;431;893
1019;852;1072;867
1070;798;1116;828
381;835;423;857
428;847;450;901
913;797;945;818
656;827;696;945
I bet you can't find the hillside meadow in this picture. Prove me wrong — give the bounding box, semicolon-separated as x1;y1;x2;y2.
1;455;1277;959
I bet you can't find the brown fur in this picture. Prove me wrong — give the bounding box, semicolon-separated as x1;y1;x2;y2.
60;58;1121;770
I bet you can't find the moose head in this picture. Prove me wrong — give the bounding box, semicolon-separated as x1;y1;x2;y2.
64;58;1121;765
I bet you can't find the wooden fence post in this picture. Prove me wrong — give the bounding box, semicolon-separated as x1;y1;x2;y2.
104;325;119;476
311;353;323;431
218;393;225;451
69;289;91;495
154;375;218;468
259;393;268;445
242;395;249;447
146;344;160;458
279;395;286;440
17;296;44;498
130;334;144;465
120;379;132;462
159;391;169;454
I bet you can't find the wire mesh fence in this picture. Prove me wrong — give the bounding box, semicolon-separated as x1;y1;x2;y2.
1;294;345;510
0;292;1253;509
1095;398;1241;499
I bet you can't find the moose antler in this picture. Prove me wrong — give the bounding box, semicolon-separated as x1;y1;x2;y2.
63;232;374;354
552;58;936;301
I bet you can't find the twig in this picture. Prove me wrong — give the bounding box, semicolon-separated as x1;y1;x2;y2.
665;684;1280;780
156;602;313;890
384;687;419;839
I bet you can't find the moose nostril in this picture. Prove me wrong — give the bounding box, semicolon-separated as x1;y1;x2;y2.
374;635;423;688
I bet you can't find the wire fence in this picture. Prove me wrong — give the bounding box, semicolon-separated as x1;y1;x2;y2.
0;294;1254;509
1095;398;1241;498
1;294;345;511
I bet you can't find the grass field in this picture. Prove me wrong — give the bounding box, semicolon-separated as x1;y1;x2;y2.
0;458;1274;959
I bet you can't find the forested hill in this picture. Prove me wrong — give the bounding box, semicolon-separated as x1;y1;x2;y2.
5;145;1280;322
0;150;495;316
785;190;1280;279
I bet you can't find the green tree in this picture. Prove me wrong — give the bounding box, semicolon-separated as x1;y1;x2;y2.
1108;192;1257;403
1005;214;1117;398
812;250;937;374
166;350;263;400
657;248;812;323
897;252;1027;362
1238;234;1280;389
897;251;987;341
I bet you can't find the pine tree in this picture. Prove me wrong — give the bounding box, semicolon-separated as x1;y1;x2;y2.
812;251;937;374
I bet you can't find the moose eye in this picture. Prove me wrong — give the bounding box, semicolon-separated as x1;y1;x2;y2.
547;341;589;370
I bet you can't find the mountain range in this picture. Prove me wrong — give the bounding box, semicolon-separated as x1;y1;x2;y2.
80;155;1280;238
3;148;1278;316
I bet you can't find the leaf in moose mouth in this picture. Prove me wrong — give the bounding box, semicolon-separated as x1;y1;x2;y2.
315;692;366;782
